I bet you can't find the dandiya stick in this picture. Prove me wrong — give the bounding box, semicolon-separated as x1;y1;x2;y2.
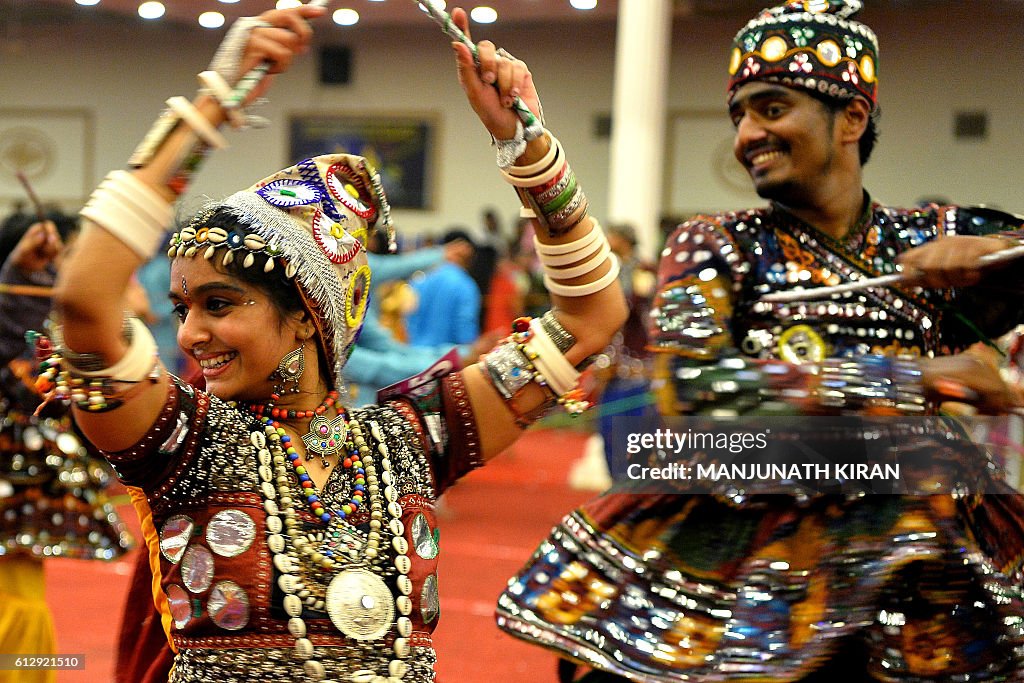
761;245;1024;303
15;171;47;223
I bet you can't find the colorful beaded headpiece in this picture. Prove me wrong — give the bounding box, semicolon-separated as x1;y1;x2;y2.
727;0;878;109
167;154;395;389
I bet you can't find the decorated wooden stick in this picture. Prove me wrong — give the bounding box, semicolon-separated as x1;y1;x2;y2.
761;244;1024;303
15;171;47;223
224;0;331;111
414;0;539;131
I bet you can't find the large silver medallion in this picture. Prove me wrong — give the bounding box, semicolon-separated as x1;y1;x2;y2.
325;568;394;641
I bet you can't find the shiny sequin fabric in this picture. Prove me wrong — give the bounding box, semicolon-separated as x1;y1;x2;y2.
105;375;481;682
497;200;1024;680
0;361;134;561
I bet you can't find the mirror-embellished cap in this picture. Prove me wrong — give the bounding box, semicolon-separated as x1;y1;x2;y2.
728;0;878;109
168;154;395;389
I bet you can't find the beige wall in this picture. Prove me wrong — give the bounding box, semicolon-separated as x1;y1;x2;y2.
1;2;1021;251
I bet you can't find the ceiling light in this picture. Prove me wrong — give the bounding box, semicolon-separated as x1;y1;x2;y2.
470;6;497;23
138;1;165;19
75;0;101;6
333;8;359;26
217;0;241;3
199;11;226;28
570;0;597;9
276;0;302;9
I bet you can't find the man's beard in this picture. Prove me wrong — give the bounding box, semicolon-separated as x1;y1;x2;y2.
753;176;800;204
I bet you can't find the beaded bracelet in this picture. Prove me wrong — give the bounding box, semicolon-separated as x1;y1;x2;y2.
46;317;162;412
511;317;590;415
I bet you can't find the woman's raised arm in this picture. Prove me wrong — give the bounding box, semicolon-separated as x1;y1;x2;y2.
52;4;326;452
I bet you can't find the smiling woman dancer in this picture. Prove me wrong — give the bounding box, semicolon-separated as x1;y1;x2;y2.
49;4;625;681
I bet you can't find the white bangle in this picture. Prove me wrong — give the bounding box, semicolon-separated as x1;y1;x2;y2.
97;173;171;227
545;240;611;281
543;254;620;298
506;132;557;177
165;96;228;150
534;220;602;256
500;142;564;188
80;170;173;260
534;226;603;266
197;71;246;129
57;317;159;382
525;318;579;396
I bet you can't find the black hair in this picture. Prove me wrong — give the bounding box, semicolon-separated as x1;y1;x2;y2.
185;211;305;321
0;209;79;267
811;92;880;165
180;209;335;385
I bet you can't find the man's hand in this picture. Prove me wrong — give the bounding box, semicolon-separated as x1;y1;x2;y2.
897;235;1008;288
919;345;1024;414
7;221;62;274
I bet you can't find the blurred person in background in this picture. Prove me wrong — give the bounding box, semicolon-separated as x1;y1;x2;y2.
405;229;481;347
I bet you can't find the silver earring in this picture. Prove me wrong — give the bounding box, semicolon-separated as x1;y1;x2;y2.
272;345;305;395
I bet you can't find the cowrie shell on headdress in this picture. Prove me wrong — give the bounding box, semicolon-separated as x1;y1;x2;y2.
184;246;197;258
243;234;266;250
204;245;217;260
243;253;255;268
222;250;234;266
207;227;228;243
285;262;298;278
264;258;275;273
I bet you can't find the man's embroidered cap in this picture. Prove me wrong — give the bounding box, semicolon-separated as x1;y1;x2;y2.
728;0;878;109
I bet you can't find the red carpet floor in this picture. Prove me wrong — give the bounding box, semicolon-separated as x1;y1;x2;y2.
44;427;598;682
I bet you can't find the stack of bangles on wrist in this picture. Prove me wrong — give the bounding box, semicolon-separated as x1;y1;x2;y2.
483;312;592;428
36;316;162;413
500;130;588;237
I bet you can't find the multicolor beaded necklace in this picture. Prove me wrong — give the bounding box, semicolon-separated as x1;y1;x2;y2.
247;390;365;524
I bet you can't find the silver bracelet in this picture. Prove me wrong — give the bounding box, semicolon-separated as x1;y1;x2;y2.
484;342;536;399
539;310;576;353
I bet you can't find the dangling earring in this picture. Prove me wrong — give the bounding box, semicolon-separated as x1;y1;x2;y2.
271;345;305;396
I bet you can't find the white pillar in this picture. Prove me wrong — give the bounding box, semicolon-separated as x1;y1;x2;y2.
607;0;673;261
